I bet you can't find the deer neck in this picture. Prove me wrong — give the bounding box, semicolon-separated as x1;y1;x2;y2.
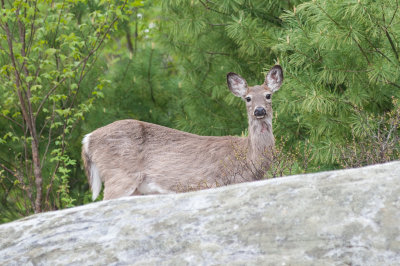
246;115;275;162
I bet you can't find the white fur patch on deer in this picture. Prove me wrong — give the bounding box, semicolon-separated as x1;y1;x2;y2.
82;65;284;200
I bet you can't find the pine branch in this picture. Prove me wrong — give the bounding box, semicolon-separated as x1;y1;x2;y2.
389;0;399;26
383;28;399;61
206;51;230;56
199;0;229;16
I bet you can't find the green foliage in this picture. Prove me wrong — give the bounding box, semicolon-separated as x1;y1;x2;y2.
82;0;179;129
337;97;400;167
0;0;134;222
276;0;400;163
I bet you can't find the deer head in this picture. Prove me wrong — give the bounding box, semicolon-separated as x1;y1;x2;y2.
227;65;283;129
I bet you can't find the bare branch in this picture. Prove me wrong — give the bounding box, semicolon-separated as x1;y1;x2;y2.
41;101;56;168
206;51;230;56
389;0;399;26
383;27;399;60
0;113;23;128
199;0;229;16
0;160;35;211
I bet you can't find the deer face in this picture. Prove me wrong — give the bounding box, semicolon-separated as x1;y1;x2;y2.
227;65;283;121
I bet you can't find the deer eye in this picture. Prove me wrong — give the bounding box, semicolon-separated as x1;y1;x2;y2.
245;96;251;102
266;94;271;100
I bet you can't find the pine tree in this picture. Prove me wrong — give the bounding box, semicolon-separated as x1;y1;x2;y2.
276;0;400;163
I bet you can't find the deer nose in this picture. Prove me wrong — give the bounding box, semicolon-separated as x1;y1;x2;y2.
254;107;266;118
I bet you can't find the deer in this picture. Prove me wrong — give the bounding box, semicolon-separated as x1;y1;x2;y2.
82;65;283;200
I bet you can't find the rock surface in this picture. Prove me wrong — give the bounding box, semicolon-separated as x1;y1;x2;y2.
1;162;400;265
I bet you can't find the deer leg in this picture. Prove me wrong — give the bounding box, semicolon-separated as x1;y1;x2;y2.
103;172;145;200
136;174;175;195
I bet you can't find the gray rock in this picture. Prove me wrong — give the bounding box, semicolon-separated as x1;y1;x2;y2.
1;162;400;266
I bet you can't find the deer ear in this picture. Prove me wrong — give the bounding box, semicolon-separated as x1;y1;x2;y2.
265;65;283;92
227;72;248;97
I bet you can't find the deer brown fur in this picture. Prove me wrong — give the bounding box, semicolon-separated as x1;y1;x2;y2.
82;65;283;200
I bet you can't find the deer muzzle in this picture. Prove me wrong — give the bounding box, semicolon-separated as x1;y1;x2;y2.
254;107;266;118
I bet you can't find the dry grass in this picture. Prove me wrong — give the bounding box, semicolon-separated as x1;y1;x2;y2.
217;137;316;185
337;98;400;168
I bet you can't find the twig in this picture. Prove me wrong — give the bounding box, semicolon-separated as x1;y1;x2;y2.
206;51;230;56
0;113;23;128
147;48;156;103
199;0;229;16
41;101;56;168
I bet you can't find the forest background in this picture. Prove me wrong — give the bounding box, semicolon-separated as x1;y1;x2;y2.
0;0;399;223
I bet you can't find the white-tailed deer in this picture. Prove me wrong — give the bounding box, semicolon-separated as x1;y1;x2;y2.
82;65;283;200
